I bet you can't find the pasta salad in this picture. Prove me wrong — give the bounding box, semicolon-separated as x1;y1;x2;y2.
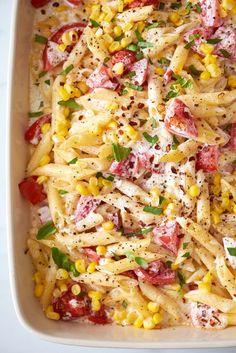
19;0;236;330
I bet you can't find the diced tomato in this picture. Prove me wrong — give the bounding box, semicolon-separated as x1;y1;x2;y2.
18;176;46;205
127;0;159;8
199;0;222;28
43;23;86;71
134;260;176;285
229;123;236;150
153;220;181;255
111;50;137;69
165;99;198;139
31;0;50;8
81;247;100;263
74;196;101;222
191;303;227;329
86;64;119;91
24;114;51;145
53;287;90;321
184;27;214;55
213;25;236;61
88;305;111;325
196;145;218;172
130;58;149;86
66;0;82;5
163;69;173;85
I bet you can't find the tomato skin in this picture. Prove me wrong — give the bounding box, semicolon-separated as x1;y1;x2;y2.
53;288;90;321
31;0;51;8
191;303;227;329
196;145;218;172
134;260;176;285
153;220;180;255
86;64;119;91
18;176;46;205
88;305;111;325
24;114;51;145
111;50;137;68
165;98;198;139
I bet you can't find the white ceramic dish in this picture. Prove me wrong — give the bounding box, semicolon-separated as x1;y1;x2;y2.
6;0;236;348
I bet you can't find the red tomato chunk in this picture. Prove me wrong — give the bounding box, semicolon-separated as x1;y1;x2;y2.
153;220;181;255
18;176;46;205
196;145;218;172
24;114;51;145
134;260;176;285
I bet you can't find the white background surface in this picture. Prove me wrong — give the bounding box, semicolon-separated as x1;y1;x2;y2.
1;1;236;352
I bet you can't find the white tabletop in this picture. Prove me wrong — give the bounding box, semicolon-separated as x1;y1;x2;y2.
1;1;236;352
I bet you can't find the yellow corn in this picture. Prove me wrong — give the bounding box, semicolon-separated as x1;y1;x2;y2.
33;271;41;284
113;62;124;75
46;311;60;320
120;37;132;48
123;22;133;32
153;312;162;325
213;202;224;215
169;12;181;24
77;81;89;94
108;121;118;129
105;102;119;111
198;282;211;293
200;43;214;55
75;259;86;274
228;75;236;89
134;316;143;328
206;64;222;78
203;271;213;284
92;299;102;311
172;283;181;291
56;268;69;280
222;0;235;10
200;71;211;80
117;0;124;12
171;263;178;270
39;154;50;167
202;54;217;65
59;86;70;101
37;176;48;184
57;43;67;52
87;262;97;273
90;5;101;20
233;203;236;214
147;302;159;313
88;184;100;196
71;284;81;296
213;173;221;185
103;33;114;45
55;5;68;12
114;25;122;37
59;283;68;292
113;310;127;321
41;123;51;134
127;311;138;324
96;245;107;256
143;317;156;330
155;67;165;75
211;211;221;225
188;185;200;198
192;53;201;60
34;284;44;297
150;188;160;198
137;21;145;33
124;125;139;141
89;177;98;187
46;305;53;314
76;183;90;196
102;179;113;188
61;31;71;46
102;221;114;231
53;288;61;298
222;196;230;209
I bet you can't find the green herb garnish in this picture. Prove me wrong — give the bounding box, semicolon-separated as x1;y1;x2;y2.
227;247;236;256
60;64;74;76
143;206;163;215
68;157;78;165
206;38;222;44
58;99;82;109
124;82;143;91
183;242;189;250
44;79;50;85
126;227;154;238
39;71;47;78
158;57;171;65
58;189;68;195
143;132;159;146
112;143;131;162
35;34;47;44
145;21;166;30
51;247;80;276
177;271;186;288
127;44;138;52
170;2;182;9
90;19;100;27
36;221;57;240
182;252;190;258
125;251;148;269
124;71;136;78
171;135;179;150
112;252;121;261
122;300;128;309
137;41;153;48
219;49;230;58
188;65;202;76
28;111;43;118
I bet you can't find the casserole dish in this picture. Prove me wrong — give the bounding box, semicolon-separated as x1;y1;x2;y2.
7;0;236;348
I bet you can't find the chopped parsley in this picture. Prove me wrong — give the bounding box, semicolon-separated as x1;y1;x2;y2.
58;189;68;195
112;252;121;261
206;38;222;44
124;71;136;78
44;79;50;86
227;247;236;256
112;143;131;162
170;2;182;9
171;135;180;150
68;157;78;165
177;271;186;288
137;41;153;48
125;251;148;269
39;71;47;78
124;82;143;91
96;172;114;181
219;49;230;58
182;252;190;258
188;65;202;76
145;20;166;31
158;57;171;65
183;242;189;250
127;44;138;52
122;300;128;309
126;227;154;238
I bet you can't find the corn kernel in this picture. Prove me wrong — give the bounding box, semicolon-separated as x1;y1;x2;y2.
127;311;138;324
211;211;221;225
150;188;160;198
222;196;230;208
228;75;236;89
109;42;120;53
103;33;114;45
87;262;97;273
170;263;178;271
96;245;107;256
56;268;69;280
59;283;68;292
113;310;127;321
37;176;48;184
77;81;89;94
153;313;162;325
198;282;211;293
220;4;228;16
124;125;139;141
39;154;50;167
117;0;124;12
202;54;217;66
33;271;41;284
102;221;114;231
53;288;61;298
143;317;156;330
61;31;71;46
213;173;221;185
41;123;51;134
172;283;181;291
88;184;100;196
134;316;143;328
89;177;98;187
206;64;222;78
71;284;81;296
105;102;119;111
188;185;200;198
46;305;53;314
222;0;235;10
200;71;211;80
233;203;236;214
169;12;180;24
192;53;201;60
34;284;44;297
147;302;159;313
213;202;224;215
155;67;165;76
92;298;101;311
200;43;214;55
114;25;122;37
75;259;86;273
123;22;133;32
76;183;90;196
59;86;70;101
108;121;118;129
46;311;60;320
113;62;124;75
120;37;132;48
203;271;213;284
57;43;67;52
90;5;101;20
